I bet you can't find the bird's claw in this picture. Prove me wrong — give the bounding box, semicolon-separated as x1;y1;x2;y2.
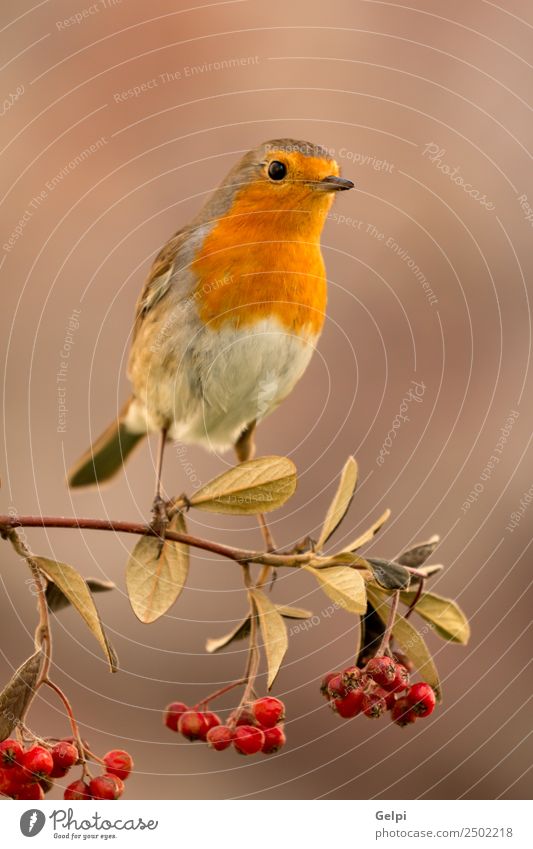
150;495;169;541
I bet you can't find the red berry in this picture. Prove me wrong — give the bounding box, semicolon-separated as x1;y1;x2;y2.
206;725;233;751
383;663;410;693
51;741;79;772
327;673;347;700
0;738;23;768
234;705;257;726
0;766;19;798
200;712;221;740
178;710;208;741
391;697;417;727
375;687;396;711
233;725;265;755
0;768;11;797
362;692;387;719
341;666;363;691
50;764;69;780
407;682;436;717
103;749;134;781
16;782;45;800
333;689;364;718
164;701;189;732
365;656;396;687
23;746;54;780
64;779;92;800
251;697;285;729
320;672;337;699
89;773;124;800
4;765;27;796
261;726;286;754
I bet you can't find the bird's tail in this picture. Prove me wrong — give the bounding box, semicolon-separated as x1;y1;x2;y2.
68;397;146;487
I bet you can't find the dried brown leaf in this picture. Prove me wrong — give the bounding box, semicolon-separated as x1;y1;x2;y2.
206;617;251;653
400;590;470;644
0;650;43;741
46;578;115;613
34;557;117;672
251;589;288;689
189;456;296;515
126;514;189;624
367;585;441;700
317;456;358;548
341;509;391;552
304;564;367;614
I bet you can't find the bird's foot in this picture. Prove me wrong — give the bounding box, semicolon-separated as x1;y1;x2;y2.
150;495;169;541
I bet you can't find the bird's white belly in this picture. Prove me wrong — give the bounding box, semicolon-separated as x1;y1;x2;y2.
170;318;318;450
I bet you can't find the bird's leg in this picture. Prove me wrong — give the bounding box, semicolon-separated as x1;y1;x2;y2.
234;420;257;464
235;421;277;554
151;427;169;539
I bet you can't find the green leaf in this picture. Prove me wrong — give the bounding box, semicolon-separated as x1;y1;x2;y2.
367;585;441;700
34;558;117;672
367;558;411;590
397;535;439;568
399;591;470;644
46;578;115;613
304;564;367;613
275;604;313;620
341;508;391;552
206;617;251;653
0;650;43;741
189;456;297;515
317;456;358;548
251;589;288;689
126;513;189;624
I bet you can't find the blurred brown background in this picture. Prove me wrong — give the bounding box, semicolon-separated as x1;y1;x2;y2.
1;0;532;800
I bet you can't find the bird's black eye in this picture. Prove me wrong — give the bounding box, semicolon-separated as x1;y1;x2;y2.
268;160;287;181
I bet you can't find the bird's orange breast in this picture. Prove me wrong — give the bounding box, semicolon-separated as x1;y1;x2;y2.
191;185;329;335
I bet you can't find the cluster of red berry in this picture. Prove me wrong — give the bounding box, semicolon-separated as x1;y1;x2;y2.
164;696;286;756
64;750;134;801
321;655;436;727
0;738;133;801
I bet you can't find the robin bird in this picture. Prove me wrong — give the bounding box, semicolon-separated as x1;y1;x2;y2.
68;138;353;547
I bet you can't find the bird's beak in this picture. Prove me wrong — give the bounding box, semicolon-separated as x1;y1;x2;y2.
317;175;355;192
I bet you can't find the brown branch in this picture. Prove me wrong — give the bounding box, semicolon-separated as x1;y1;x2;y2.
0;514;312;568
0;515;435;584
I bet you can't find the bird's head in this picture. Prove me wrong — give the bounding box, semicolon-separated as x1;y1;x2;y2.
200;138;354;239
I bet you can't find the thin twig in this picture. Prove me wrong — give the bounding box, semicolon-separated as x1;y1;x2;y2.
377;590;400;656
194;678;246;710
405;576;425;620
42;679;88;774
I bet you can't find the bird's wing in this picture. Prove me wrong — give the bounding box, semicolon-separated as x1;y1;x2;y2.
131;226;193;344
